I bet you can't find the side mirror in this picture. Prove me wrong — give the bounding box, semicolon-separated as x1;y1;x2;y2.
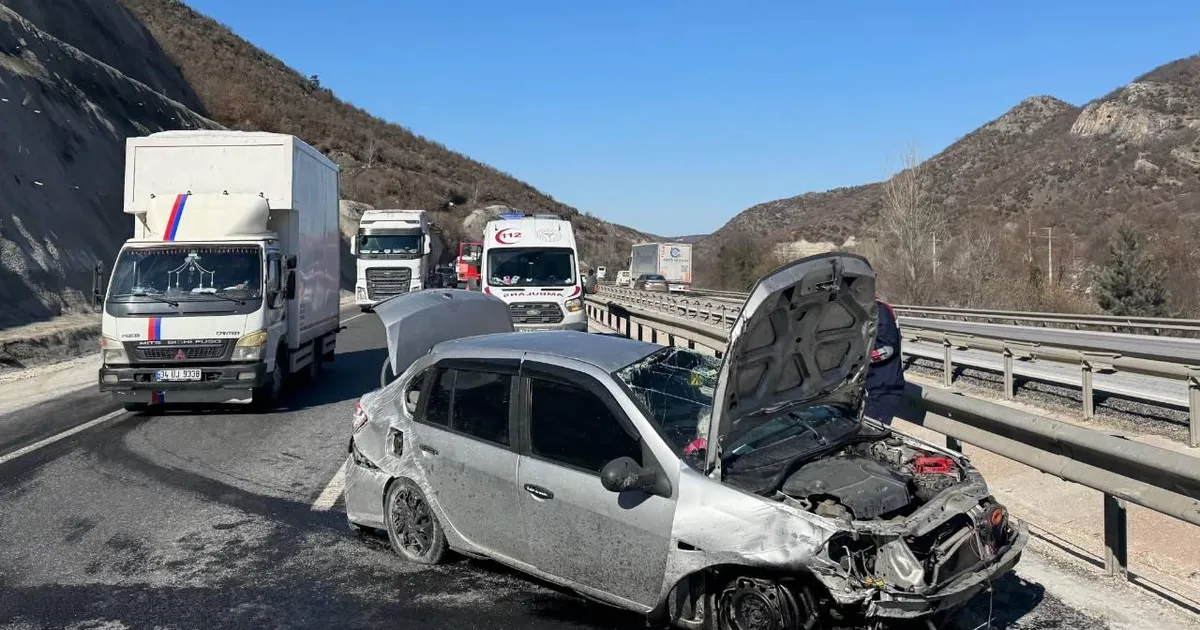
284;271;297;300
350;238;359;256
267;289;281;309
424;240;432;255
286;255;297;270
405;390;420;414
600;457;658;494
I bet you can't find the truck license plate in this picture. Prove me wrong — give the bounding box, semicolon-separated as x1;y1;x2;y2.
155;369;202;382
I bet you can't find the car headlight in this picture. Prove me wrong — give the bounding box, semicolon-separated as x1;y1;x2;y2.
564;298;583;312
232;329;268;361
100;336;129;365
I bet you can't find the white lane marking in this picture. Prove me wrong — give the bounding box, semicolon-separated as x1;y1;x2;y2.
312;460;348;511
0;408;126;466
342;312;367;325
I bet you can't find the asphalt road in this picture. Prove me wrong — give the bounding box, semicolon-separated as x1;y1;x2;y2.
0;307;1181;629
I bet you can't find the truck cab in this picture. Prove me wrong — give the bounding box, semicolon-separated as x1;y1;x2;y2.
99;131;341;411
480;213;587;332
352;209;431;310
456;241;482;289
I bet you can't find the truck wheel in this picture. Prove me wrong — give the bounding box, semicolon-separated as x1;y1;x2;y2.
308;341;324;380
252;349;284;410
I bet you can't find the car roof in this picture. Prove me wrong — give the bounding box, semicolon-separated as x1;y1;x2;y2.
434;331;661;372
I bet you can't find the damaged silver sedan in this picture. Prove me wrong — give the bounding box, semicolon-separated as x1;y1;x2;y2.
345;253;1028;629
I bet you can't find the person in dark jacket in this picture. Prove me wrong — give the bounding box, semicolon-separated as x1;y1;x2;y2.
864;299;905;425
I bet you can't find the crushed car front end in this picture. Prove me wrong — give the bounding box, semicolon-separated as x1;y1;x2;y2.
792;431;1028;622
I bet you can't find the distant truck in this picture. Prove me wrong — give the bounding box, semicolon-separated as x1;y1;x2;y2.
352;209;431;311
480;213;586;331
456;241;482;289
99;130;341;411
629;242;693;292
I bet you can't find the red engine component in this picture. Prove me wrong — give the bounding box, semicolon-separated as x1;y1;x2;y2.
913;456;955;475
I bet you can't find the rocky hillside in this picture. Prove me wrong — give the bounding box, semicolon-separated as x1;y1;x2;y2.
700;54;1200;304
118;0;652;268
0;1;216;328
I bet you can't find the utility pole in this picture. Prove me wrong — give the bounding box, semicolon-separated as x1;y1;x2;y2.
932;234;938;276
1044;227;1054;286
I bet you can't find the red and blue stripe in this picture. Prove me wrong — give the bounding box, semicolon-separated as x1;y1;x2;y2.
147;317;161;341
162;193;189;242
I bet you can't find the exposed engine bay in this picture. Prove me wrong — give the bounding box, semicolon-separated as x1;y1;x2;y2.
774;436;966;522
754;432;1020;610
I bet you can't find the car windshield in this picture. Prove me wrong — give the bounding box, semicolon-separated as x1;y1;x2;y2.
108;245;263;299
646;275;665;281
615;347;721;468
358;233;423;255
487;247;576;287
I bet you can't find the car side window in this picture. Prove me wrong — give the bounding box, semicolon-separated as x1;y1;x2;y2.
450;370;511;446
423;369;454;427
528;378;640;473
403;370;427;416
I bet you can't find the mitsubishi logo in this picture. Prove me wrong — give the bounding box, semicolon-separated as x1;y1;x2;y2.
174;350;187;360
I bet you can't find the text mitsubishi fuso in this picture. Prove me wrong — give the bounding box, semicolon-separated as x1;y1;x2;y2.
480;213;587;331
98;131;342;411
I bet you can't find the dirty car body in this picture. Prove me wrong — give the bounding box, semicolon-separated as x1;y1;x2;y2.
345;255;1027;629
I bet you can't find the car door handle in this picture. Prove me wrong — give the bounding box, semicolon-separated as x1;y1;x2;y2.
523;484;554;500
419;444;438;456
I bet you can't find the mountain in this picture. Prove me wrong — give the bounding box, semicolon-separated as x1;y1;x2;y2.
117;0;651;270
698;54;1200;310
0;0;217;328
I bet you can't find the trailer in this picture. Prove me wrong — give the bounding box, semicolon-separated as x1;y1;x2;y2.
629;242;692;291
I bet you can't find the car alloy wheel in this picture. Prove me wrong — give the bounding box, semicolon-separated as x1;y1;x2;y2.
384;478;446;564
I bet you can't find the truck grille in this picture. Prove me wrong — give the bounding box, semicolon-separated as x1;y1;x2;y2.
509;302;564;325
129;340;231;363
366;267;413;300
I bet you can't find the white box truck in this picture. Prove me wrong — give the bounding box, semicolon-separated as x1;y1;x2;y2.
98;130;341;411
629;242;693;291
480;213;587;331
351;209;431;311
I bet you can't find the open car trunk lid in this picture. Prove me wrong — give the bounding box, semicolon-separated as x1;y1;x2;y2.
374;289;514;376
705;253;879;476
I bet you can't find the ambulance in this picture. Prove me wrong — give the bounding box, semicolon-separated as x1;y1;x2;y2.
480;213;587;331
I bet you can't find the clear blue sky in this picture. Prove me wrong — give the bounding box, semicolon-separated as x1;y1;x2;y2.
185;0;1199;236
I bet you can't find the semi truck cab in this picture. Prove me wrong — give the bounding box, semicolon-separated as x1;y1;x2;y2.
353;209;431;311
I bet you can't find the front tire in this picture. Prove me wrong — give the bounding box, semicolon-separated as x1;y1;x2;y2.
252;349;284;410
384;478;446;565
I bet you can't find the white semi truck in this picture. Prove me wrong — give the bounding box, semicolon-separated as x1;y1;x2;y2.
629;242;693;291
351;209;431;311
99;130;341;411
480;213;587;331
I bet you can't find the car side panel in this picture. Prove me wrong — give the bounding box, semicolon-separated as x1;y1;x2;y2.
518;455;674;608
344;454;388;529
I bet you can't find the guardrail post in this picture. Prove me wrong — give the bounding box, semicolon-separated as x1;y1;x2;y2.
1188;368;1200;449
1002;347;1015;400
1103;493;1128;579
1081;358;1095;421
942;339;953;387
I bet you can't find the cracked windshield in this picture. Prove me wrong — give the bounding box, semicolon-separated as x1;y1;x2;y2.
108;246;263;299
617;347;721;468
487;247;575;287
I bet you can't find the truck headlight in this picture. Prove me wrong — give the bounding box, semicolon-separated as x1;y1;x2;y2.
564;298;583;313
233;329;268;361
100;336;129;365
411;279;423;290
356;286;368;300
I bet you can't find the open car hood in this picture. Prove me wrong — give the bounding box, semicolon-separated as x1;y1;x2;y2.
705;253;878;474
374;289;514;376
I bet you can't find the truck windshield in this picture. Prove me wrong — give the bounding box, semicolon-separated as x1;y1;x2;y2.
108;246;263;300
487;247;576;287
357;233;423;256
459;243;482;262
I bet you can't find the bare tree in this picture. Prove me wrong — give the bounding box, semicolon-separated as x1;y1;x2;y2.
875;144;947;303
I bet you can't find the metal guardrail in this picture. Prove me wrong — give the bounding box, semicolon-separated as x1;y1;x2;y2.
598;286;1200;447
583;294;1200;583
